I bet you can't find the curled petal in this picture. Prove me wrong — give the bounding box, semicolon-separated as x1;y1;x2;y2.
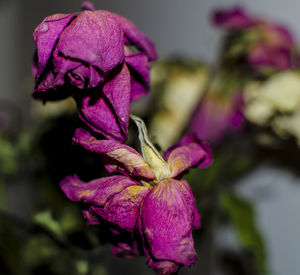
75;63;131;142
140;178;197;267
57;10;124;72
91;185;150;231
33;13;77;77
82;210;101;225
125;53;150;101
73;128;156;180
60;174;135;206
164;134;213;177
111;13;157;61
108;228;140;258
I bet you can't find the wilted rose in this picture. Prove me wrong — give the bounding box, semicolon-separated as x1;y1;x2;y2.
32;2;157;141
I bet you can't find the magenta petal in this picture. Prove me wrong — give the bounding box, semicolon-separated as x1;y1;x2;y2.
60;174;135;206
148;259;179;275
212;6;253;29
111;13;157;61
102;63;131;138
33;13;77;77
179;180;200;229
91;185;149;231
57;10;124;72
141;179;197;267
111;240;140;259
73;128;156;180
82;210;101;225
125;53;150;101
248;44;292;70
164;134;213;177
75;63;131;142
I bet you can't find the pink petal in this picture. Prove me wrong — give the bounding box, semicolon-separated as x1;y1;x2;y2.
75;63;131;142
125;53;150;101
33;13;77;77
73;128;156;180
164;134;213;177
140;178;197;267
178;180;201;229
60;174;135;206
91;185;149;231
111;13;157;61
57;10;124;72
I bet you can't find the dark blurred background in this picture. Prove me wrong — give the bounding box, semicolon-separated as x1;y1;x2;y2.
1;0;300;274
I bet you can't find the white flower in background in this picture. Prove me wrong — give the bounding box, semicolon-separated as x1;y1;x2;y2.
149;60;210;150
245;71;300;143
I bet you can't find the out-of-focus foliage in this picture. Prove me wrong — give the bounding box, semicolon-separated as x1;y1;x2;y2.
220;192;267;275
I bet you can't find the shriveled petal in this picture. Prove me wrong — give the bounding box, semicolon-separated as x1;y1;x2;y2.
111;13;157;61
75;63;131;142
111;240;140;259
91;185;149;230
33;13;77;77
178;180;200;229
73;128;156;180
57;10;124;72
109;228;140;258
125;53;150;101
148;259;179;275
60;174;135;206
82;210;101;225
164;134;213;177
140;178;197;267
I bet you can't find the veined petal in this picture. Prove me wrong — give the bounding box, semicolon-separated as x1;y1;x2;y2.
57;10;124;72
73;128;156;180
91;185;150;231
75;63;131;142
140;178;197;267
33;13;77;77
164;134;213;177
125;52;150;101
178;180;200;229
60;174;135;206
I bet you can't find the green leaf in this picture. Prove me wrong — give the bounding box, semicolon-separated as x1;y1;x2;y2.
0;136;18;175
34;210;65;240
219;191;268;274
